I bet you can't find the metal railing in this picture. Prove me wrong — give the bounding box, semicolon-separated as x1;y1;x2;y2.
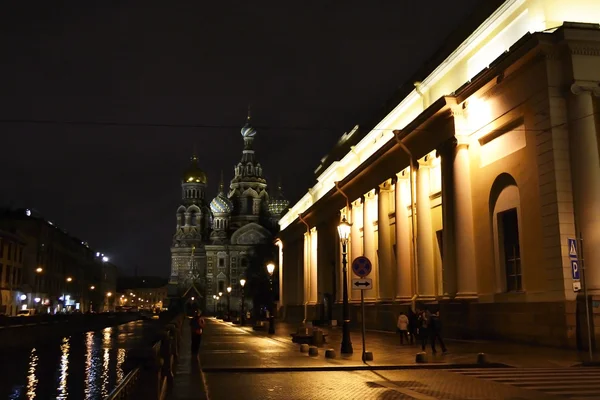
104;367;140;400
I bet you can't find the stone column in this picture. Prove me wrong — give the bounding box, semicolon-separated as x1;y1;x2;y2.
276;240;284;314
363;192;377;299
378;181;394;300
453;137;478;298
395;171;412;299
568;83;600;292
350;200;363;301
416;159;435;298
438;140;457;297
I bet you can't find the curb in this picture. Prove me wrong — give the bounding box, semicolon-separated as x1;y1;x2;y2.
201;362;511;373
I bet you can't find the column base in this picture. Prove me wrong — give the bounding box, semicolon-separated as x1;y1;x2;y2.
455;292;478;300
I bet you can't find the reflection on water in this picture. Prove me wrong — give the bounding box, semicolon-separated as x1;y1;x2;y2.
57;338;70;400
26;349;37;399
0;320;155;400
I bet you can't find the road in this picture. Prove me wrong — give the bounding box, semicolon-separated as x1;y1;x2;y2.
169;319;600;400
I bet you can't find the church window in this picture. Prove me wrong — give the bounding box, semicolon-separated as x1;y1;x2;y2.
218;258;225;267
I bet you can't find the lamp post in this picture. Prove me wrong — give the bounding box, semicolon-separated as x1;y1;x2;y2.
213;295;217;315
239;279;246;326
266;262;275;334
106;292;112;312
338;216;353;354
35;268;43;312
218;291;223;317
226;286;232;321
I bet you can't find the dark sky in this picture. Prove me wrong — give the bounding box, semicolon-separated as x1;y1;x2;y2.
0;0;483;277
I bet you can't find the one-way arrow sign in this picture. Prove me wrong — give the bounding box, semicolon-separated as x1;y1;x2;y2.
352;278;373;290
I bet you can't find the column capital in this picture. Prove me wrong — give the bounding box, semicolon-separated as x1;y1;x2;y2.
435;137;457;158
571;80;600;97
379;179;394;192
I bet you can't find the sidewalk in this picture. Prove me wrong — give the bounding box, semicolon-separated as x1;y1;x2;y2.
264;320;599;368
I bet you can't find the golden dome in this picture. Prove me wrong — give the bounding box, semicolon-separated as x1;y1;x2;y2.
182;155;207;184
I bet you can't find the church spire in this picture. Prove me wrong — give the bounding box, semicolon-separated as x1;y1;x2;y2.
218;170;224;193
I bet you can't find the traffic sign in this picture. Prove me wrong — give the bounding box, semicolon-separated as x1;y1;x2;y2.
572;260;581;280
573;281;582;292
352;278;372;290
352;256;372;278
568;238;578;258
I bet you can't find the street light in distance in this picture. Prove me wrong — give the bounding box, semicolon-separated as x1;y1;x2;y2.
266;262;275;334
240;278;246;326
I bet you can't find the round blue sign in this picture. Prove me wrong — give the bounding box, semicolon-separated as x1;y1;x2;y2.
351;256;372;278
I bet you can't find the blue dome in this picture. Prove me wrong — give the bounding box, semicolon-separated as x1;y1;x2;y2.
210;193;233;214
241;121;257;138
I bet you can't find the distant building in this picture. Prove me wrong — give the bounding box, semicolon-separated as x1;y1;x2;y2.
169;113;289;313
0;208;112;313
118;276;168;310
0;230;26;315
278;1;600;348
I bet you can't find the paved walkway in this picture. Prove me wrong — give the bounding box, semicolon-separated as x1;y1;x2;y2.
167;318;600;399
265;320;598;368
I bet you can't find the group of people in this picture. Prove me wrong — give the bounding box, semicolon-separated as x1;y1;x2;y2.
397;308;447;354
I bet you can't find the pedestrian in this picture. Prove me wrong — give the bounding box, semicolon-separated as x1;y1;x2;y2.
397;312;410;345
429;310;447;354
190;310;205;356
407;308;418;345
419;309;431;351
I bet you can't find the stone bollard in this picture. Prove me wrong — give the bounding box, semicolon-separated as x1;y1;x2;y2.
325;349;336;359
300;344;310;353
308;346;319;356
415;352;428;363
362;351;374;362
159;331;174;387
477;353;488;365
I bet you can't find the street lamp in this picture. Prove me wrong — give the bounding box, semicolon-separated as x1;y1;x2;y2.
66;277;73;282
226;286;232;321
36;267;43;273
338;216;353;354
90;285;95;290
239;279;246;326
213;295;218;315
266;262;275;334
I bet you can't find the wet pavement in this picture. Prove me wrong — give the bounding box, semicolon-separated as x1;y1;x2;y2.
167;318;600;400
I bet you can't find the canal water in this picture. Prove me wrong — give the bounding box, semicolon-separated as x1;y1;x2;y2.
0;320;157;400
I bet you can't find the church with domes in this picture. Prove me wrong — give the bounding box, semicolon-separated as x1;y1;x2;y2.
169;113;289;311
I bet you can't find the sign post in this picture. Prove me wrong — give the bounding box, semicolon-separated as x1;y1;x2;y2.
568;236;593;361
351;256;373;362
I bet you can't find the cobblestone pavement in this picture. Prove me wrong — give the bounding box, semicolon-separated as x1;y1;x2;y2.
168;318;600;400
451;367;600;399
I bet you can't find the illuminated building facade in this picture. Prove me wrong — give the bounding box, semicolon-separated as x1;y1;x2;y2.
0;208;108;314
169;114;289;311
0;230;25;316
277;0;600;347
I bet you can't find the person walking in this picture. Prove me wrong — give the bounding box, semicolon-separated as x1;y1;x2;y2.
419;309;432;351
190;310;206;356
397;312;410;345
429;311;448;354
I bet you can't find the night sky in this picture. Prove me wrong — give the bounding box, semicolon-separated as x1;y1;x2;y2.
0;1;483;276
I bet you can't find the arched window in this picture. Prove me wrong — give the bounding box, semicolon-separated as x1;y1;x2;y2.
490;173;523;293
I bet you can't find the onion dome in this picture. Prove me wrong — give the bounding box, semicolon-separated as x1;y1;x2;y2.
241;106;257;138
183;154;207;184
268;182;290;217
210;173;233;214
